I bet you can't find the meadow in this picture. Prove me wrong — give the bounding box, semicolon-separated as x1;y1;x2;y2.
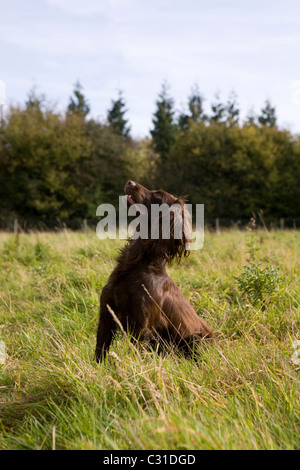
0;228;299;450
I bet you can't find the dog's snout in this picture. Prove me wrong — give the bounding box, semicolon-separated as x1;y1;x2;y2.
124;180;138;195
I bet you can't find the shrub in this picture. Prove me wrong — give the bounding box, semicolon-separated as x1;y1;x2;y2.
235;262;284;306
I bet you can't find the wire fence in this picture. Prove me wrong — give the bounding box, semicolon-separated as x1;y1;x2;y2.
1;216;299;233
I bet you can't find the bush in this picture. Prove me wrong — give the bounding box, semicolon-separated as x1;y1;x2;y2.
235;262;284;306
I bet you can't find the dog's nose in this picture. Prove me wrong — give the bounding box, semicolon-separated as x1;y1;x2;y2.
127;180;136;187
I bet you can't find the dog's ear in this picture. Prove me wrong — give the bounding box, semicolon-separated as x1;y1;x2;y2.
167;198;191;261
146;198;191;262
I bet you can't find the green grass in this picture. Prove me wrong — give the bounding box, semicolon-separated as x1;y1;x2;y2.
0;229;299;450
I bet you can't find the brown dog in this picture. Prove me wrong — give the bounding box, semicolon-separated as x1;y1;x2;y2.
95;181;213;362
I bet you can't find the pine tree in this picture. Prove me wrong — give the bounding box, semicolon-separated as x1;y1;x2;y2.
225;91;239;126
150;82;177;162
25;87;46;110
245;108;257;126
67;81;90;118
178;84;206;131
107;91;130;138
258;100;277;127
210;92;240;126
210;94;226;123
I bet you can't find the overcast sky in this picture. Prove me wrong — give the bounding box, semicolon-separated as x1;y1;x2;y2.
1;0;300;138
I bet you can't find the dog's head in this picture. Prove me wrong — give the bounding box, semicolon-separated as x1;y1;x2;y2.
124;180;191;262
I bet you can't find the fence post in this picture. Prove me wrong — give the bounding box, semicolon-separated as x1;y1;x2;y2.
83;218;87;234
215;218;220;233
280;218;284;231
13;218;18;234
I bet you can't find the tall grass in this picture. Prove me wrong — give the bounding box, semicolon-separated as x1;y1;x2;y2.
0;229;299;449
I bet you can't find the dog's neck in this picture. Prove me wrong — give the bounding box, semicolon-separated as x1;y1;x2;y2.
114;238;168;274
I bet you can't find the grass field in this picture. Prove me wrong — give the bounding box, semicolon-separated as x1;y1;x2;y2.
0;228;299;450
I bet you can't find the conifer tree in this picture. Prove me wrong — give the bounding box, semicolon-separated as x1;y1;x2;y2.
25;87;46;110
178;84;206;131
151;82;177;162
67;81;90;118
107;90;130;138
210;94;226;123
258;100;277;127
225;91;239;125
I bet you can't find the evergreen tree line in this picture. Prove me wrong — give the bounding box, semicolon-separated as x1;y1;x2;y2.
0;81;299;228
